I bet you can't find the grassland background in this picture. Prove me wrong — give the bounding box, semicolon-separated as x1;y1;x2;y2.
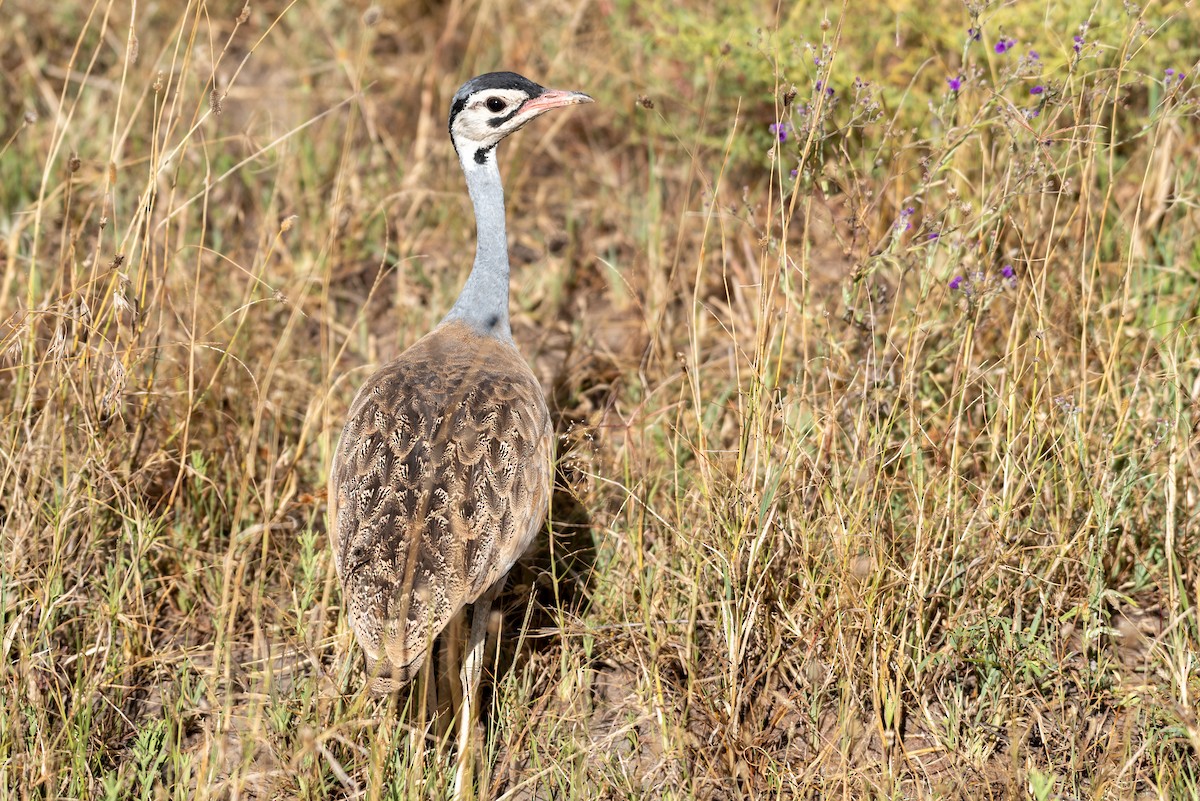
2;0;1199;798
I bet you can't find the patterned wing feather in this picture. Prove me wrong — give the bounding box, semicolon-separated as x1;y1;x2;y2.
330;322;551;693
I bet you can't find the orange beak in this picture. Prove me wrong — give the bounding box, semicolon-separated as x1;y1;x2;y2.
521;89;594;115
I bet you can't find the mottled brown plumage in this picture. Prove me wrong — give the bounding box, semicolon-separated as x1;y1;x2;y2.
330;321;552;693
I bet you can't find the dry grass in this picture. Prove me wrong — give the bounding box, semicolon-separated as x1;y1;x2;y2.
2;0;1199;798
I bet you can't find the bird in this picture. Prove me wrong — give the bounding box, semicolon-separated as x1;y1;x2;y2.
328;70;591;784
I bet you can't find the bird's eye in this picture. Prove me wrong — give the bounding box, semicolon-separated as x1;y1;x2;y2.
485;97;507;113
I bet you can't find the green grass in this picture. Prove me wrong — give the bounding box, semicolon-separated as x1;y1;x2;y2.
2;0;1199;798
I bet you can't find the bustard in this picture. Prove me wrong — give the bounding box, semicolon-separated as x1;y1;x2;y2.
329;72;591;714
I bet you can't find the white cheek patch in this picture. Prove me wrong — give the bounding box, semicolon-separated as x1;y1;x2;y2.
452;89;534;148
453;115;497;150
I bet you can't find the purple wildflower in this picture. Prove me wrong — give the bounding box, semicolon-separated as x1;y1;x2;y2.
949;275;964;290
1028;49;1040;60
1030;84;1045;95
968;27;982;42
769;122;789;142
994;37;1016;54
790;168;798;178
948;75;963;92
1002;264;1017;288
896;206;916;232
1073;34;1084;54
927;232;940;240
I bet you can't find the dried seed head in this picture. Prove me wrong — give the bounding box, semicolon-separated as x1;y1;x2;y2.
210;88;224;115
73;296;93;327
68;152;81;173
2;320;27;365
111;253;126;269
128;33;139;64
47;324;67;362
153;71;164;93
113;287;134;317
99;357;127;420
237;3;251;24
362;6;382;26
24;108;37;125
636;95;654;109
281;214;299;232
115;275;140;318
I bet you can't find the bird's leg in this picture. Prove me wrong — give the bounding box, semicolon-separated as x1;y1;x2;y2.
421;656;436;729
452;584;499;801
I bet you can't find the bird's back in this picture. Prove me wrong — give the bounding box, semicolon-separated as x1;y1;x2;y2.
330;321;552;693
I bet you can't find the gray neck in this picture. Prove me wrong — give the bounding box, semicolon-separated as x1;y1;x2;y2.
441;151;512;341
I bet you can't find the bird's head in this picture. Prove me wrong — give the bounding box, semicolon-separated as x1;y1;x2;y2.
448;72;592;169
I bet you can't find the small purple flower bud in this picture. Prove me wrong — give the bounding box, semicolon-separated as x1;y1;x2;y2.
1028;49;1040;60
948;75;963;92
769;122;789;142
1165;68;1174;76
949;276;964;290
790;168;798;178
927;232;940;240
1001;264;1015;279
968;27;981;42
1030;85;1045;95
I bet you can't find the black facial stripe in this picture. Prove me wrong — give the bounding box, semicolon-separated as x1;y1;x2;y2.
449;95;469;134
486;105;525;129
